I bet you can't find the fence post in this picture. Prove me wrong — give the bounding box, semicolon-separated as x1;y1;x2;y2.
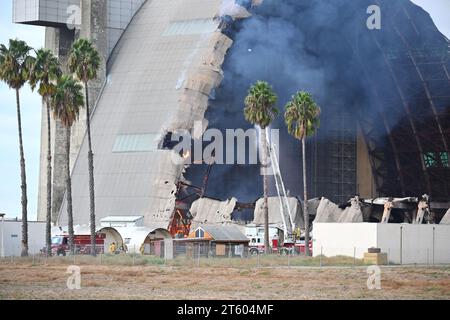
387;248;390;266
353;247;356;267
288;250;290;269
133;245;136;266
32;254;35;265
400;226;403;265
427;248;429;268
257;252;260;269
432;226;435;265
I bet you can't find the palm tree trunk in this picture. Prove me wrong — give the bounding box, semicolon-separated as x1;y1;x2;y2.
45;97;52;256
16;89;28;257
261;127;270;254
66;126;75;255
84;84;96;256
302;137;310;256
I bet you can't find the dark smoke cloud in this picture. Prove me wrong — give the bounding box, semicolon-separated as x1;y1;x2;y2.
185;0;447;205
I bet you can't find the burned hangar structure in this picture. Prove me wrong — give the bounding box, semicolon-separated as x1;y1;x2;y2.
14;0;450;228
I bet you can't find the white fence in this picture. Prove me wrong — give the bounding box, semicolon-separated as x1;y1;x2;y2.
313;222;450;264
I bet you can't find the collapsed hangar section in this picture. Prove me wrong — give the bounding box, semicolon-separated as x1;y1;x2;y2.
57;0;252;227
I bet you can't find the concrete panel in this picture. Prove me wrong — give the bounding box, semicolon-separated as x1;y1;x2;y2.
313;223;450;264
377;224;450;264
312;223;378;258
2;221;45;256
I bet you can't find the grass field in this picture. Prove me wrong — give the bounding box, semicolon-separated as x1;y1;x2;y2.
0;256;449;300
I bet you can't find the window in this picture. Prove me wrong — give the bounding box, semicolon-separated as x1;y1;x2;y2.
51;236;62;244
112;134;158;153
195;228;205;238
162;19;218;36
440;152;449;167
423;152;450;168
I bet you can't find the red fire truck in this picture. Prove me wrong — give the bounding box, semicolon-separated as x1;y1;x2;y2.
246;225;312;255
50;233;106;256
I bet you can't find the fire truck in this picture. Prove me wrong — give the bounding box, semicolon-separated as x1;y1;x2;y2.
245;224;312;255
49;233;106;256
246;131;313;255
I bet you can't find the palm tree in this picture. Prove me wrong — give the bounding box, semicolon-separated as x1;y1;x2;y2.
68;38;101;255
50;75;84;255
0;39;34;256
244;81;278;254
29;49;61;256
284;91;320;256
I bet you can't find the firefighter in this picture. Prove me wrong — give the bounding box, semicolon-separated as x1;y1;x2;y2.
109;242;116;254
294;227;301;241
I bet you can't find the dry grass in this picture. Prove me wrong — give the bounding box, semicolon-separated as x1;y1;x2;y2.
0;259;449;300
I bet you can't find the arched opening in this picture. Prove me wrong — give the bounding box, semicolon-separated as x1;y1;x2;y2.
140;228;172;258
115;227;173;259
97;227;123;254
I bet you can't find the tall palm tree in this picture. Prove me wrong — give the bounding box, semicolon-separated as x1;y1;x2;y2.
0;39;34;257
50;75;84;255
284;91;320;256
244;81;278;254
68;38;101;256
29;49;61;256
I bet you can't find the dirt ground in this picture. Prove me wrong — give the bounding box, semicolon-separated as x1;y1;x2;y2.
1;262;449;300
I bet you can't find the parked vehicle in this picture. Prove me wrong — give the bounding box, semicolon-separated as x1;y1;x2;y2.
46;233;106;256
246;225;312;255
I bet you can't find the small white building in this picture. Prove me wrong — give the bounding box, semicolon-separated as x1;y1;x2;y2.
100;216;144;228
1;219;45;256
313;222;450;264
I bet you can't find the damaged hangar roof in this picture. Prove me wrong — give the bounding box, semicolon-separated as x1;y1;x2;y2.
58;0;241;227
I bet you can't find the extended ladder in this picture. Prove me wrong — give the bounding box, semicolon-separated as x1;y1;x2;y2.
265;129;295;241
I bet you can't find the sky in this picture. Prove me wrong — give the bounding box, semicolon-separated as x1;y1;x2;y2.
0;1;45;221
0;0;449;221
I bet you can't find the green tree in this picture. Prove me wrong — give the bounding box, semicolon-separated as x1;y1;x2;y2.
244;81;278;254
284;91;320;256
68;38;101;255
29;49;61;256
50;75;84;255
0;39;34;256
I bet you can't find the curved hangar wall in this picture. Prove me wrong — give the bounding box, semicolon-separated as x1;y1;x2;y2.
58;0;248;227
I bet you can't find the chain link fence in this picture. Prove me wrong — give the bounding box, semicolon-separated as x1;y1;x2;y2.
1;244;449;268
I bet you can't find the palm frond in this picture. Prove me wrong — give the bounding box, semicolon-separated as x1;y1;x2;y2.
50;75;85;128
243;81;279;129
284;91;321;140
0;39;33;90
68;38;101;83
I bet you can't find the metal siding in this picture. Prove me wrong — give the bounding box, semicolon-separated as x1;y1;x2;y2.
59;0;225;227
